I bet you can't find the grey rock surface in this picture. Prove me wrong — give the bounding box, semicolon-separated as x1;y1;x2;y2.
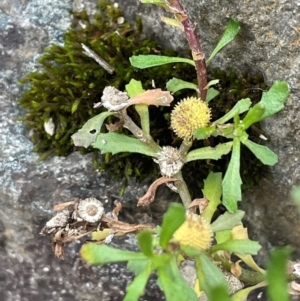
1;0;300;301
0;1;163;301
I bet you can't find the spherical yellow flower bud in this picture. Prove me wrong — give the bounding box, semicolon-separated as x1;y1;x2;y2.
171;97;211;140
173;213;212;250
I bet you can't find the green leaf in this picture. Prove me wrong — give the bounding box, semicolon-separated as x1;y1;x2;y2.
125;80;151;135
127;258;150;275
210;286;232;301
159;203;186;249
80;243;147;264
71;111;116;148
130;55;195;69
290;186;300;212
186;142;233;162
151;254;172;269
210;239;261;255
137;231;153;257
211;210;245;232
166;77;198;93
213;98;251;124
71;98;81;114
231;282;266;301
266;247;291;301
125;79;145;97
236;253;266;274
222;137;242;212
205;79;220;88
180;245;201;257
201;172;222;222
206;87;220;102
242;139;278;166
242;103;265;130
157;258;198;301
207;19;240;65
136;104;150;135
124;262;153;301
258;81;290;120
193;125;216;140
196;252;229;299
92;132;159;156
215;230;231;244
161;16;183;29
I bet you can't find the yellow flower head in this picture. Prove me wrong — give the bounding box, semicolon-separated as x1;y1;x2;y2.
171;97;211;140
173;213;212;250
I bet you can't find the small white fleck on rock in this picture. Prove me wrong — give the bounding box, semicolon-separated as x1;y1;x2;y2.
43;266;50;272
117;17;124;25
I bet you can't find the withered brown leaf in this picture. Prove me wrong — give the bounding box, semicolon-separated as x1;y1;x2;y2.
128;89;174;107
138;177;180;206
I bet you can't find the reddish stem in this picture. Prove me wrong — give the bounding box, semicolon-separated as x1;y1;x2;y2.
168;0;208;100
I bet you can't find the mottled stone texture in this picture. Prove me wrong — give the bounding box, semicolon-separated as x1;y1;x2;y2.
1;0;300;300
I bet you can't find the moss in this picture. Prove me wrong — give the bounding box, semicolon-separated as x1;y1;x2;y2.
18;0;194;185
18;0;268;193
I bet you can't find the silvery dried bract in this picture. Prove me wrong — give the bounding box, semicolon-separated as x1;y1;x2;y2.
40;209;70;235
154;146;184;177
46;209;69;228
224;269;244;294
76;197;104;223
288;260;300;277
287;260;300;295
101;86;129;111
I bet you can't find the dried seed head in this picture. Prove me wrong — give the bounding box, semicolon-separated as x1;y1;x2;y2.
77;198;104;223
171;97;211;140
223;270;244;294
173;213;213;250
154;146;184;177
46;209;69;228
288;260;300;277
101;86;129;111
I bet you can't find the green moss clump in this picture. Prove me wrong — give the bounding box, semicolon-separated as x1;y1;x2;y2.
18;0;194;184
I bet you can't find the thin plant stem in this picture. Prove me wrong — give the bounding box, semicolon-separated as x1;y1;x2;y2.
168;0;208;100
174;171;192;208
